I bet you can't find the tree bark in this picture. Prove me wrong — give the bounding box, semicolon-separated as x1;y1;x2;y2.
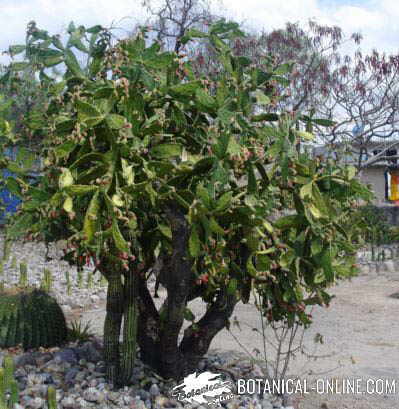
158;204;195;378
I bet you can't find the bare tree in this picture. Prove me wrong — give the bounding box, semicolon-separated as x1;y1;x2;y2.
142;0;217;52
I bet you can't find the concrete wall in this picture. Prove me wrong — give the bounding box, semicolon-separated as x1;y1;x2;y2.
359;167;386;205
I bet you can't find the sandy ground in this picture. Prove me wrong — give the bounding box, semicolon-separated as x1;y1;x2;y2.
76;267;399;409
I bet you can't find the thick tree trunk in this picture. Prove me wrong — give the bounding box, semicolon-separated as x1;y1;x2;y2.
103;272;123;387
178;291;238;376
137;278;162;370
158;205;195;378
120;270;138;385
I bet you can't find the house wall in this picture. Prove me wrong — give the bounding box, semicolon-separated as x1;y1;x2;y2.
359;167;386;205
358;167;399;225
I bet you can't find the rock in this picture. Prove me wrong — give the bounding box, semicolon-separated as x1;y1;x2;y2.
61;304;72;313
130;399;147;409
251;364;264;378
65;368;80;384
149;383;160;396
35;352;54;367
27;397;44;409
83;387;105;403
261;400;273;409
55;349;78;365
61;395;77;408
76;342;102;363
90;294;100;303
16;353;36;367
138;389;150;400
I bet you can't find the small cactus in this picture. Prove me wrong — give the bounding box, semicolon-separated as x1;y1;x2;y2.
0;262;3;276
100;274;107;287
41;268;53;292
0;356;19;408
77;268;83;289
65;271;72;296
19;262;28;287
47;386;57;409
86;271;93;289
2;240;10;262
10;256;16;270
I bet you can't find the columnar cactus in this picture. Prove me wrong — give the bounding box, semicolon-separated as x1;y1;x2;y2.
0;287;67;349
41;268;53;292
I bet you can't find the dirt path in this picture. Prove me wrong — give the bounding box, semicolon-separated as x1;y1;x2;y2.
75;267;399;409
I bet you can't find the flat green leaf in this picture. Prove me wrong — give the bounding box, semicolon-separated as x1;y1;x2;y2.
169;81;201;96
159;224;172;240
254;90;270;105
64;48;84;77
76;100;104;126
209;217;225;235
112;219;129;253
300;182;313;200
83;191;100;243
10;62;29;71
274;62;293;75
64;185;97;196
189;226;201;257
54;141;76;159
63;196;73;213
312;118;336;127
8;45;26;56
297;131;315;141
106;114;125;129
215;192;233;212
227;278;238;295
59;168;74;188
195;88;216;109
150;143;182;159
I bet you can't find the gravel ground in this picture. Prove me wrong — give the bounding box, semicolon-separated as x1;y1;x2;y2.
2;234;399;409
0;235;283;409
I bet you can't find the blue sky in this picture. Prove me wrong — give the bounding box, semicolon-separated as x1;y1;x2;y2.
0;0;398;64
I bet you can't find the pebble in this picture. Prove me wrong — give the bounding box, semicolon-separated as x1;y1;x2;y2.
83;387;105;403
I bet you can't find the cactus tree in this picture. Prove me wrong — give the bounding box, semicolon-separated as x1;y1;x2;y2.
3;20;372;385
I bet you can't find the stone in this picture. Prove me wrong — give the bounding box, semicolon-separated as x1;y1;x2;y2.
83;387;105;403
16;353;36;367
261;400;273;409
130;399;147;409
149;383;160;396
65;368;80;384
27;397;44;409
61;396;78;409
76;342;102;363
55;349;78;365
35;352;54;367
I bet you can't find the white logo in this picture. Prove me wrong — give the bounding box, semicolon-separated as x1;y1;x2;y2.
171;371;234;406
